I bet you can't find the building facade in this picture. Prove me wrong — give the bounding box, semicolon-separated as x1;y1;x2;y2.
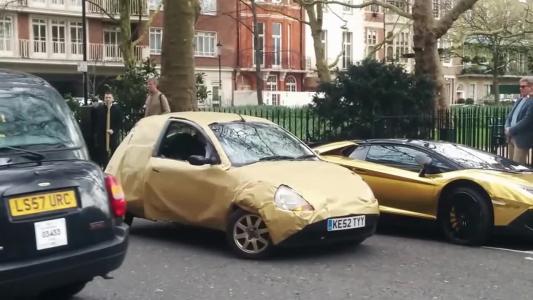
0;0;150;98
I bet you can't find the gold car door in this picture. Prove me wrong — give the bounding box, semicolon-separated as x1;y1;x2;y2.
353;144;441;219
142;120;233;229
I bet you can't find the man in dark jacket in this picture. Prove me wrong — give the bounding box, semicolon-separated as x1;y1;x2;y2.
505;77;533;164
92;92;122;168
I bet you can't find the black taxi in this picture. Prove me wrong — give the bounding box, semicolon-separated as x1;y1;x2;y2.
0;70;129;298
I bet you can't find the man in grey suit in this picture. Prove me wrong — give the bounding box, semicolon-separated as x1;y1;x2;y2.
504;76;533;164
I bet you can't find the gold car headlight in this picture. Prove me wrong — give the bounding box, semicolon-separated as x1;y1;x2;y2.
274;185;314;211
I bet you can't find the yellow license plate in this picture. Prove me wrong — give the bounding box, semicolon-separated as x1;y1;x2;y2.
9;190;78;218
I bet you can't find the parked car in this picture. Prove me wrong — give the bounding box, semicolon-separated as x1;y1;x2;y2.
0;69;129;298
314;139;533;246
106;112;379;259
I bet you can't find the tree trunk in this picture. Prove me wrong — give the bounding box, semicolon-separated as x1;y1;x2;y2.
305;4;330;82
160;0;198;111
119;0;134;69
413;0;445;110
492;44;500;102
251;0;264;105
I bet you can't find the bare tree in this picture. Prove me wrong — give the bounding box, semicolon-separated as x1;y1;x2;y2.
452;0;533;101
295;0;480;109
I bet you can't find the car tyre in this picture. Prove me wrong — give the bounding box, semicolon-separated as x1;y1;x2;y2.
40;281;88;299
439;186;492;246
226;208;272;259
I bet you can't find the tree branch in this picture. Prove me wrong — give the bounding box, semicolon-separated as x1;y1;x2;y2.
299;0;413;19
434;0;479;39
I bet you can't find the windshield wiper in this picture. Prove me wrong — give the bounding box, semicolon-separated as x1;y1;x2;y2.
0;146;45;161
259;155;295;161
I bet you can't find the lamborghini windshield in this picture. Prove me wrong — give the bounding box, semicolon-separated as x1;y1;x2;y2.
431;143;530;172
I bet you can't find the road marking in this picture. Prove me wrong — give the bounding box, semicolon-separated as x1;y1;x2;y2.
483;246;533;255
525;257;533;261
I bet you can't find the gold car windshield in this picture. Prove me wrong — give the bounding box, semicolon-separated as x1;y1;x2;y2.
432;143;530;172
209;122;314;166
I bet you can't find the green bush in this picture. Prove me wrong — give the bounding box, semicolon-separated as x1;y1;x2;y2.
457;98;466;104
465;98;475;105
310;59;435;140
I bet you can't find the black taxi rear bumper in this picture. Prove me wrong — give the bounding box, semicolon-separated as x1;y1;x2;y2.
279;214;379;248
0;224;128;297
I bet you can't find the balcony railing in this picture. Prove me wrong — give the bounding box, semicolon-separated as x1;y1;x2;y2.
239;50;307;70
88;0;148;16
1;39;148;63
2;0;147;16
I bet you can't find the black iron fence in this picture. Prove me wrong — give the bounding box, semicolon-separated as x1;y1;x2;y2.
81;104;518;162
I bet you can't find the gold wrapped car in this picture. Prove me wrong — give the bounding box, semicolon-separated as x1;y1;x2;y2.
315;139;533;246
106;112;379;258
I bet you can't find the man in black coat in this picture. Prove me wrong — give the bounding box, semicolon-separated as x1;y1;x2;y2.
92;92;122;168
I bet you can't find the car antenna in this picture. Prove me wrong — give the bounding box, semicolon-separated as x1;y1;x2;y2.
237;113;246;122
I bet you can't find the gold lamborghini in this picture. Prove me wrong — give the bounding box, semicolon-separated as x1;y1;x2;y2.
315;139;533;246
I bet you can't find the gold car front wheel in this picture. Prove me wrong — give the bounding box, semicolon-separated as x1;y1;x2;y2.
439;186;492;246
227;209;272;259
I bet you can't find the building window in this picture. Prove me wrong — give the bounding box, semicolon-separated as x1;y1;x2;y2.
433;0;439;18
285;76;297;92
0;16;13;52
469;83;476;100
32;19;47;54
200;0;216;15
366;29;377;45
253;22;264;65
104;29;121;58
70;0;81;6
394;31;409;62
150;27;162;55
51;0;65;4
51;20;66;54
70;21;82;55
438;35;451;64
342;31;352;69
370;4;379;13
272;23;281;66
194;31;216;57
266;75;278;91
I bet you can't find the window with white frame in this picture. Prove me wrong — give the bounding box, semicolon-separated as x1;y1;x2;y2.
70;0;81;6
266;75;278;91
0;16;13;52
366;29;377;45
272;23;281;66
438;35;451;64
104;28;120;58
70;21;82;55
51;0;65;5
194;31;216;57
150;27;163;55
468;83;476;99
342;31;352;69
32;19;47;54
285;76;297;92
200;0;216;15
51;20;66;54
253;22;264;65
394;31;409;62
370;4;379;13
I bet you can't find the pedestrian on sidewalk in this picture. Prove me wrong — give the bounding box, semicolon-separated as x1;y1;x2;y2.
144;77;170;117
504;76;533;164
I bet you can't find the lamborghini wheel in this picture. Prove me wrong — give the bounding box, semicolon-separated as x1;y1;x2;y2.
227;209;272;259
439;186;492;246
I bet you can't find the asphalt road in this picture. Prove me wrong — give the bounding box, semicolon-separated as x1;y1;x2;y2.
74;218;533;300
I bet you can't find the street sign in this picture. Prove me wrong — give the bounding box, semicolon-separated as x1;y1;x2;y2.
77;61;88;72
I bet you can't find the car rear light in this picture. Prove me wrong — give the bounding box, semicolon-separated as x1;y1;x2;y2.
104;174;126;218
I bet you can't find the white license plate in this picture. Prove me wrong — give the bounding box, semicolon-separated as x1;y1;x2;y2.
327;216;366;231
34;218;68;250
